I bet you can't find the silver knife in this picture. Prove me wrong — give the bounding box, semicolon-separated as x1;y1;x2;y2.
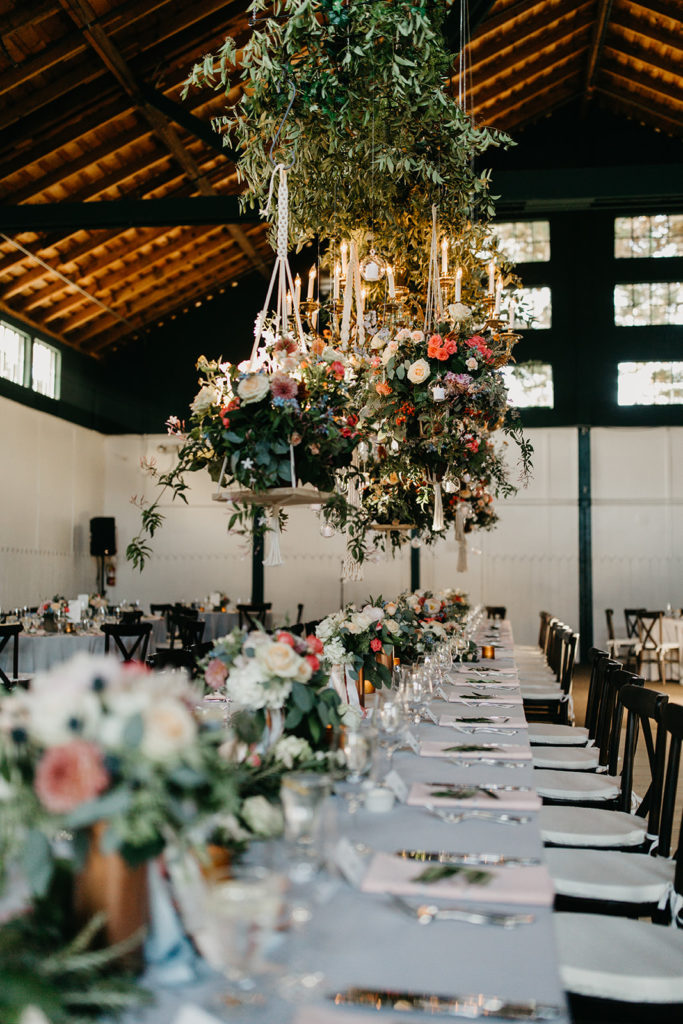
396;849;541;867
450;758;528;769
330;987;564;1020
427;782;532;792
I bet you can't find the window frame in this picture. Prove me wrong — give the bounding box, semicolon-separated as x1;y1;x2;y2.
0;316;62;401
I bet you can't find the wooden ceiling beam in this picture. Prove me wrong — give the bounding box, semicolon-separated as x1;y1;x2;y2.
582;0;614;110
15;226;224;312
470;38;586;109
466;6;593;79
82;255;255;354
57;0;268;279
1;1;59;36
467;1;592;68
469;0;549;41
603;38;683;85
596;87;683;136
622;0;683;26
597;78;683;134
599;58;683;111
478;65;582;122
0;299;71;351
498;81;582;131
611;8;683;57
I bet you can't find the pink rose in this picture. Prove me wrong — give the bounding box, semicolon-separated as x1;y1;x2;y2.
306;635;324;654
34;740;109;814
276;631;296;648
305;654;320;673
205;658;229;690
247;752;262;767
370;638;382;652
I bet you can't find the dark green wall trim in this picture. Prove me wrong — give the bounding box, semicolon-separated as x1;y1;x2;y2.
251;515;265;605
0;196;258;231
578;426;594;662
410;531;421;592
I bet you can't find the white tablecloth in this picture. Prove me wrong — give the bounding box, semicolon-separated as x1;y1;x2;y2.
199;611;240;642
1;620;163;675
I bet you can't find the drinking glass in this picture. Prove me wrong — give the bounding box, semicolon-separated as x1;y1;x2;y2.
280;772;332;847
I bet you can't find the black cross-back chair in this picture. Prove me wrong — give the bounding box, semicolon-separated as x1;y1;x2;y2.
103;622;152;663
485;605;506;619
537;610;552;650
163;606;199;649
555;700;683;1024
177;615;205;649
296;603;304;625
624;607;645;639
523;628;578;725
120;609;143;624
0;623;30;691
237;603;272;631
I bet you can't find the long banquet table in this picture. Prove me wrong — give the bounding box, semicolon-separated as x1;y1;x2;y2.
0;616;165;674
133;620;570;1024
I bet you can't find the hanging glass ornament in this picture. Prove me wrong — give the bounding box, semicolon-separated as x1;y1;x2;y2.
410;536;422;549
320;522;336;538
359;248;388;283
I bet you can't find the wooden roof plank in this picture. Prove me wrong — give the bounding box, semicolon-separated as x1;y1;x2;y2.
470;37;587;109
468;0;593;67
466;5;594;78
600;57;683;109
597;85;683;135
583;0;614;104
611;6;683;56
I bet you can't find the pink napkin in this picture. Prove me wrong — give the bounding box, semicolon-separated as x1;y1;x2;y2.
361;851;554;906
419;740;531;760
439;712;528;729
442;689;523;704
407;781;541;811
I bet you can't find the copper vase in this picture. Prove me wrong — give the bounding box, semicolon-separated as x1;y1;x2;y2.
73;822;149;967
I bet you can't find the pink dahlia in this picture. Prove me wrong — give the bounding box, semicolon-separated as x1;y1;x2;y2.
270;372;298;400
205;658;229;690
34;740;109;814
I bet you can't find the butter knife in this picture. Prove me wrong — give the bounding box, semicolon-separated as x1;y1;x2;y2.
396;849;541;867
427;782;532;793
330;987;564;1020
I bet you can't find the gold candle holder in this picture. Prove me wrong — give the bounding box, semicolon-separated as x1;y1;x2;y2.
299;298;320;332
481;644;496;659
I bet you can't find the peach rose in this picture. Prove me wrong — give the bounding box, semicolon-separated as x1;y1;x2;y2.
262;641;301;677
205;658;228;690
34;740;109;814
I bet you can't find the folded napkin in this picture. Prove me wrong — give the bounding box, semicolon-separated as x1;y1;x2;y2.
361;851;553;906
407;781;541;811
449;666;518;678
419;740;531;760
439;712;528;729
441;688;523;704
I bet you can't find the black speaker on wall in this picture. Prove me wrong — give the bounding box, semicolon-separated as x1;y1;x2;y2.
90;517;116;557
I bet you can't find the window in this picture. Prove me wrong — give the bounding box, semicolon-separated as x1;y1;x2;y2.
618;362;683;406
0;317;62;399
504;286;552;329
614;282;683;326
0;321;27;385
615;215;683;259
32;340;60;399
501;362;554;408
494;220;550;263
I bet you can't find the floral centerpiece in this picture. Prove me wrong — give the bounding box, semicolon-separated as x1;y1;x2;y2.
127;338;361;570
315;604;395;698
202;628;344;753
0;654;242;896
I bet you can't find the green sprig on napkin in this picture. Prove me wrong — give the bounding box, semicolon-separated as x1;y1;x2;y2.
413;864;492;885
429;787;499;800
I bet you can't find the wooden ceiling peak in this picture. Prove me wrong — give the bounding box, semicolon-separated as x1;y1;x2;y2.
0;0;680;358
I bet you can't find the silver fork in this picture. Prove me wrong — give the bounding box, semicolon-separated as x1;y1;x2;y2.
425;804;532;826
389;894;535;929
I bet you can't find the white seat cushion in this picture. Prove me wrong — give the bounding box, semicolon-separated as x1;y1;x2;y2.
533;769;619;802
547;848;675;903
540;806;647;847
522;688;565;701
555;912;683;1002
532;746;599;770
528;723;589;746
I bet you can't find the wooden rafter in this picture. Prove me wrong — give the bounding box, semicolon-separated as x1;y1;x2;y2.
481;65;583;122
471;37;586;110
582;0;614;109
467;4;593;78
611;6;683;56
600;57;683;111
468;0;592;68
596;85;683;136
603;38;683;86
56;0;268;279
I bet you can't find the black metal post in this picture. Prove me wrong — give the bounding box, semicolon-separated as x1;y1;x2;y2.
410;531;420;591
251;510;265;605
578;426;594;661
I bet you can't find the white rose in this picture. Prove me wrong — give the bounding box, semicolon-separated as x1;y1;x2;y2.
395;329;411;341
383;602;398;616
385;619;400;635
423;597;442;616
190;384;219;415
141;698;197;761
381;340;399;365
466;357;478;371
237;373;270;405
362;604;384;622
20;1008;53;1024
295;658;313;683
241;795;284;837
370;333;386;350
261;641;302;678
352;612;373;632
26;690;102;748
273;735;313;769
407;359;431;384
323;638;348;664
448;302;471;322
345;621;361;634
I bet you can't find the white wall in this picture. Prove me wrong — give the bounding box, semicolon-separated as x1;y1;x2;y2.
2;400;680;649
0;395;105;609
591;427;683;649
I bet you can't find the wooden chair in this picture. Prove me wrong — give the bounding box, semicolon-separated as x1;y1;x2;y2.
486;605;506;619
624;607;645;640
0;624;30;691
177;615;205;649
103;622;152;663
120;609;143;624
237;603;272;630
636;610;680;684
605;608;636;667
554;701;683;1023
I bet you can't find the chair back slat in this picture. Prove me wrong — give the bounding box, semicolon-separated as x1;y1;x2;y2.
605;609;616;642
237;603;272;631
624;607;645;639
559;632;579;696
593;659;626;764
584;648;609;739
103;622;152;663
659;702;683;864
0;623;22;689
613;682;666;820
177;616;205;649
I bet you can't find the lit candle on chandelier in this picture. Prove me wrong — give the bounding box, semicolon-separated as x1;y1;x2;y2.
340;241;348;279
294;274;301;309
360;285;366;311
333;261;341;301
286;291;292;316
455;266;463;302
386;265;396;298
509;296;517;328
441;237;448;277
494;277;503;316
488;261;496;297
307;265;316;300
